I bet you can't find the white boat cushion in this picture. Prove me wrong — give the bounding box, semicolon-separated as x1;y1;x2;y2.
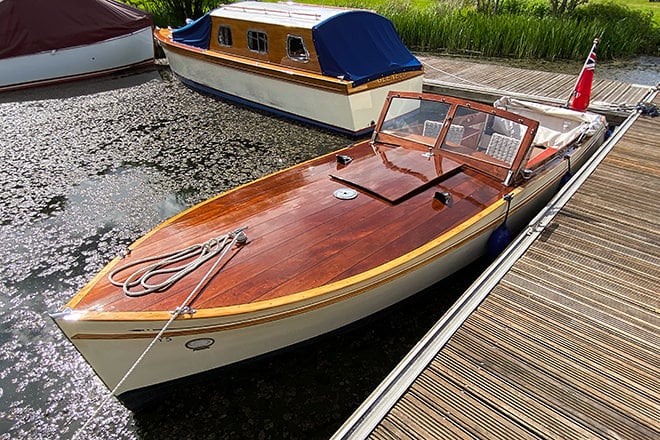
423;122;464;144
486;133;519;164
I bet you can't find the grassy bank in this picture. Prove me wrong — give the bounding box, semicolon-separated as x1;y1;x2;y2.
129;0;658;61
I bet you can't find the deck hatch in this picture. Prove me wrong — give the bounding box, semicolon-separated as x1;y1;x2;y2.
331;144;462;204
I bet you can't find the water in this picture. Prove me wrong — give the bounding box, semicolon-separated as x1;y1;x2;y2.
1;57;654;439
0;68;485;439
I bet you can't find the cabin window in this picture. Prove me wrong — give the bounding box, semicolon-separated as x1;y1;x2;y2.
286;35;309;62
217;25;232;47
247;30;268;54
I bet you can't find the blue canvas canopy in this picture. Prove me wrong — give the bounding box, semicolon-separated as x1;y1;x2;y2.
172;13;211;49
312;11;421;86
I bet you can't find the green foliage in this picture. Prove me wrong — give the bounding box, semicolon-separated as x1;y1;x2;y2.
374;0;658;60
498;0;551;17
122;0;658;60
123;0;218;27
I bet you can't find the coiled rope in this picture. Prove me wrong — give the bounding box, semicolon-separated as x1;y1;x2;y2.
72;227;248;439
109;227;248;297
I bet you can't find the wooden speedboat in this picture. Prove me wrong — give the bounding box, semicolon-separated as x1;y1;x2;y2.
153;1;424;136
53;92;606;409
0;0;154;92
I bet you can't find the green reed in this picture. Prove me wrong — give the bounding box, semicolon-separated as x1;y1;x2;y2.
123;0;658;60
377;2;657;60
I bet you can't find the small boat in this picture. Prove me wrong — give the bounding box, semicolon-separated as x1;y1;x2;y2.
153;1;424;136
53;92;606;409
0;0;154;92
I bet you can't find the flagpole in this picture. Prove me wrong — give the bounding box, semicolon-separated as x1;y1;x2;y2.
566;37;599;109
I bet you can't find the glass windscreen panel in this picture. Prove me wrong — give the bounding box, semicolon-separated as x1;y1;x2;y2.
380;97;451;147
440;106;528;167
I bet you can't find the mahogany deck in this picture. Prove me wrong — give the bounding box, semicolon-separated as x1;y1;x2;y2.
333;94;659;439
70;140;506;314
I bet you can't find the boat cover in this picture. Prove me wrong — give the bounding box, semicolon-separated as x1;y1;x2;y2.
494;97;604;149
0;0;153;60
171;9;421;86
172;14;211;50
312;11;421;86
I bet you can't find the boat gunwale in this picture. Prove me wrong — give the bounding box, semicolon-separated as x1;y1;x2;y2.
153;28;424;95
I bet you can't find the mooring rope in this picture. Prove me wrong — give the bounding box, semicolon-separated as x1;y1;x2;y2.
71;227;248;439
420;59;486;87
109;228;248;297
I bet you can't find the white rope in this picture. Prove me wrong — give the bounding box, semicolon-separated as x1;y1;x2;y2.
421;59;486;87
109;228;247;296
71;227;248;439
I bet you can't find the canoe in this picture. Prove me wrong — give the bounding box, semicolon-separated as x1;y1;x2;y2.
53;92;606;409
0;0;154;92
153;1;424;136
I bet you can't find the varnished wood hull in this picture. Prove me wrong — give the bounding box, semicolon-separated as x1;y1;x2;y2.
156;34;423;136
53;123;605;407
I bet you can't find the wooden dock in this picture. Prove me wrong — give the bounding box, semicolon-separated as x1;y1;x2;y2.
420;56;656;124
333;92;659;439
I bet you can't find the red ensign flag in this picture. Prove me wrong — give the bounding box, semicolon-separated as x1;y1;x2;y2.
568;38;599;112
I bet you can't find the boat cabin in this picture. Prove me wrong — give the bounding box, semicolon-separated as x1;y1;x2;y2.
171;2;422;85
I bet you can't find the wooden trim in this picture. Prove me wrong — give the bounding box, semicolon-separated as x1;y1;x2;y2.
208;17;323;74
154;28;423;96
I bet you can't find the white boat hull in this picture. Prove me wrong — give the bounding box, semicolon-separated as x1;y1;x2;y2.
0;27;154;91
162;47;423;136
54;129;603;406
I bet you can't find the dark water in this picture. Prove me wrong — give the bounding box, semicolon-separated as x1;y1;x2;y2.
0;68;488;439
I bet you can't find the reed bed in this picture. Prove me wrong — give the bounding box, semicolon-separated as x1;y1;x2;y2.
126;0;658;61
376;2;657;60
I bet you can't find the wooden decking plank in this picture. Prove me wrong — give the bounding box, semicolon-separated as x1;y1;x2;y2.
429;348;591;439
522;246;658;309
455;316;659;438
490;279;659;371
406;368;535;440
389;396;469;439
477;295;660;418
500;267;658;347
418;56;653;114
534;218;658;275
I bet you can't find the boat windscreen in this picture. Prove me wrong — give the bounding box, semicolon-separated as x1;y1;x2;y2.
379;97;451;147
439;106;528;167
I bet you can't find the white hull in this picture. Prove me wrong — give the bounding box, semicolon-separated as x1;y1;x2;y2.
54;130;602;403
162;48;423;135
0;27;154;90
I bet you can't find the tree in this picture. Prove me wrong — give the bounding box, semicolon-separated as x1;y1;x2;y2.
158;0;215;24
